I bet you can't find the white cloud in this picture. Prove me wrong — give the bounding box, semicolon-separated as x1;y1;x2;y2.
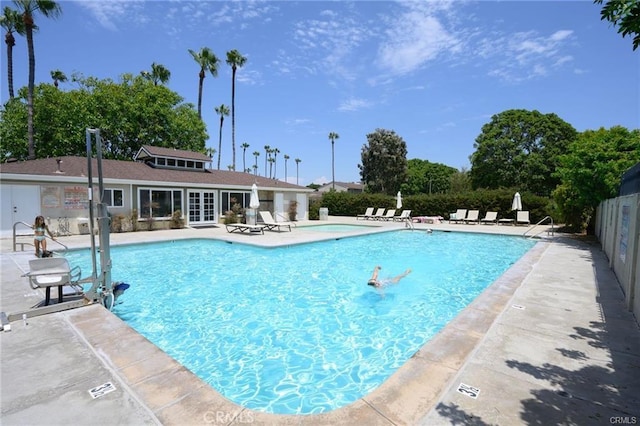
74;0;143;31
480;29;575;82
376;2;462;76
338;98;374;112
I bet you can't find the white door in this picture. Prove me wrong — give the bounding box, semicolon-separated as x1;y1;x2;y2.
1;184;41;237
188;190;217;226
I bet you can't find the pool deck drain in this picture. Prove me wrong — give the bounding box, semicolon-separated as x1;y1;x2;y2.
1;218;639;425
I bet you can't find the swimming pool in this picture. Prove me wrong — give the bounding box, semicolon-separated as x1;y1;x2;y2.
65;231;536;415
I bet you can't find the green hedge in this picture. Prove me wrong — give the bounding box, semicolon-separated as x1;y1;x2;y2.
309;189;554;223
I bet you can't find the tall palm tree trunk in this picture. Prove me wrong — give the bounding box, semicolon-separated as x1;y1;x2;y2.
217;116;224;169
197;70;204;119
231;67;236;170
25;19;35;159
5;31;15;98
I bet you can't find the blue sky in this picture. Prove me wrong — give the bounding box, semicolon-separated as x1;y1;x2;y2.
2;0;638;185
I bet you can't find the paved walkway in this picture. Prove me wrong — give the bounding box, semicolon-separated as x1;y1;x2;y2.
1;218;638;425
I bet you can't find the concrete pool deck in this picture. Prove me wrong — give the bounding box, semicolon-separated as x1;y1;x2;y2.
1;217;639;425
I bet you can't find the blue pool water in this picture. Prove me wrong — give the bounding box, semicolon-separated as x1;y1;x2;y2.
65;231;536;414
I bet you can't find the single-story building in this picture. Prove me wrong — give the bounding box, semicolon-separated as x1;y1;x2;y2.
0;145;313;238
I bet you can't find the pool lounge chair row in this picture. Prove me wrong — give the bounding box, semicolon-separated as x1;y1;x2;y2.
225;211;295;235
357;208;412;222
449;209;530;225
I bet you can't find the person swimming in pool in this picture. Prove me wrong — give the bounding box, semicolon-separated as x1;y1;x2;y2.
367;265;411;288
33;215;55;257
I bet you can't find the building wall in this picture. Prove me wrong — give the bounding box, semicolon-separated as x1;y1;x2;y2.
595;193;640;322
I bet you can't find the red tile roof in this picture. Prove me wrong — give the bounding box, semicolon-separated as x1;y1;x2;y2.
0;156;310;191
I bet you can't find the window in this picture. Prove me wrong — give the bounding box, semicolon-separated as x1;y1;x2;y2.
103;189;124;207
221;191;250;214
139;189;183;218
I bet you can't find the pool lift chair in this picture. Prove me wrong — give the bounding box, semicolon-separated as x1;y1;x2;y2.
4;129;123;327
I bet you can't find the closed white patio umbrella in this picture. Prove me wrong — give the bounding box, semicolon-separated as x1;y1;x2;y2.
249;183;260;224
511;192;522;211
396;191;402;209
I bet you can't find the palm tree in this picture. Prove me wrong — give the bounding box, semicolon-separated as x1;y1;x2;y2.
253;151;260;176
272;148;280;179
226;49;247;171
214;104;229;170
268;157;275;179
50;69;66;88
284;154;290;182
241;142;250;173
328;132;339;190
295;158;301;185
141;62;170;85
205;147;216;169
14;0;62;159
263;145;270;177
188;47;219;119
1;6;24;99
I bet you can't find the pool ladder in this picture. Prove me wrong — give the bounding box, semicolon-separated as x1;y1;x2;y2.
522;216;555;239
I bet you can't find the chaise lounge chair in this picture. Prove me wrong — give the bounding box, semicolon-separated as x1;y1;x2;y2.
465;210;480;224
480;211;498;224
449;209;467;224
357;207;375;220
379;209;396;221
370;208;386;220
26;258;82;306
259;211;294;232
393;210;412;222
225;223;265;234
516;211;530;225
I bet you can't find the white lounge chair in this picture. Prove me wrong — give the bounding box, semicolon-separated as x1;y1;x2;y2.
379;209;396;221
393;210;412;222
449;209;467;224
516;211;530;225
225;223;265;234
26;258;82;306
370;208;386;220
465;210;480;224
357;207;374;220
480;211;498;224
259;211;294;232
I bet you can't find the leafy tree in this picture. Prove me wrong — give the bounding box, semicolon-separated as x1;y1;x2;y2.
50;68;66;87
1;6;25;99
140;62;171;86
449;168;472;194
328;132;339;189
359;128;408;195
554;126;640;231
214;104;229;170
0;74;207;160
469;109;577;196
594;0;640;50
402;158;457;195
188;47;219;119
226;49;247;170
13;0;62;159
